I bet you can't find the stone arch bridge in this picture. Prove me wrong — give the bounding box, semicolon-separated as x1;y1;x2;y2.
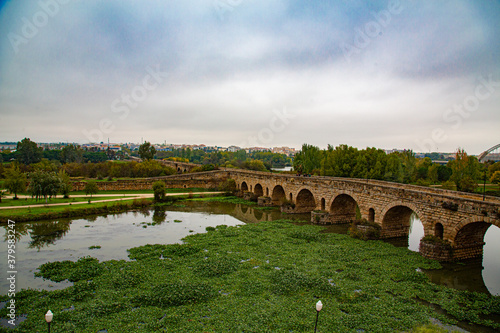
158;169;500;261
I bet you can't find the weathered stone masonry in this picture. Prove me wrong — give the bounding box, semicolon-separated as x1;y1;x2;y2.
72;169;500;261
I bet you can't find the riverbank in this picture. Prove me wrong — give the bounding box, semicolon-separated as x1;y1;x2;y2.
0;190;221;223
1;219;499;332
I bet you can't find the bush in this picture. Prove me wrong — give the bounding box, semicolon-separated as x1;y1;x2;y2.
281;199;295;209
349;219;381;240
152;180;166;202
219;178;237;193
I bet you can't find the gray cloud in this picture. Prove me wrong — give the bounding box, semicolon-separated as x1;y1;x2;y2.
0;0;499;154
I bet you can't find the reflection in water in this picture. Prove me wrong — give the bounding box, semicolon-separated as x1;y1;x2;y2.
28;220;72;250
408;213;424;252
407;214;500;296
423;259;490;294
152;207;167;225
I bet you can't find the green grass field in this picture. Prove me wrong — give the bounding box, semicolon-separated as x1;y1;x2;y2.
0;196;127;207
1;220;497;332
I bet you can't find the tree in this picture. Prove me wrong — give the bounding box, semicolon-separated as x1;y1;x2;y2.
138;142;156;160
491;171;500;191
27;170;61;203
84;181;99;198
4;164;27;199
294;144;321;175
448;148;480;192
58;170;72;198
16;138;42;164
61;144;83;163
152;181;166;201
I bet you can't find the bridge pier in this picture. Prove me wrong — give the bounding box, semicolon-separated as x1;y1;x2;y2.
452;242;485;261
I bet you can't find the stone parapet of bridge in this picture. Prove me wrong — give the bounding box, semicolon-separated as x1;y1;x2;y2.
73;168;500;262
223;169;500;261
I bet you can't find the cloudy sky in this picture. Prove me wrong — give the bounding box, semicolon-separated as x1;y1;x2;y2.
0;0;499;154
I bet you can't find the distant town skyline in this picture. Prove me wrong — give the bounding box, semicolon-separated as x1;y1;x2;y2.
1;1;499;155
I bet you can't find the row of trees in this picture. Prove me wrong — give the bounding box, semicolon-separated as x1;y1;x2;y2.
2;163;73;202
0;160;177;180
2;138;292;172
294;144;499;193
0;138;112;164
157;148;291;170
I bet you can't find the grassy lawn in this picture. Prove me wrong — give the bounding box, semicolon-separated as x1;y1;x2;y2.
1;220;498;332
0;196;128;208
68;188;217;195
0;198;151;222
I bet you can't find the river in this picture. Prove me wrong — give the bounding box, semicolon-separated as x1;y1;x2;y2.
1;201;499;297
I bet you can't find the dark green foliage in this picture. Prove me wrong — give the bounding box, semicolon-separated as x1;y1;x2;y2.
84;180;98;198
35;260;76;282
218;178;237;192
349;219;382;240
68;257;103;281
111;271;141;290
289;229;321;242
152;180;165;201
127;243;201;260
4;220;499;332
16;137;43;164
194;256;239;277
137;282;215;307
138;141;156;160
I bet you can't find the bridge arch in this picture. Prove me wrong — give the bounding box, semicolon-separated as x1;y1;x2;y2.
254;183;264;197
449;216;500;241
449;217;498;260
435;223;444;239
380;201;424;239
329;193;359;223
368;208;375;223
241;181;248;192
295;188;316;213
271;185;286;205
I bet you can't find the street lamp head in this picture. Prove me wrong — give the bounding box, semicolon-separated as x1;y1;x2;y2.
316;300;323;312
45;310;53;323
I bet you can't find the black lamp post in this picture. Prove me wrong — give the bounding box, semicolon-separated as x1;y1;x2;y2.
314;300;323;332
45;310;53;333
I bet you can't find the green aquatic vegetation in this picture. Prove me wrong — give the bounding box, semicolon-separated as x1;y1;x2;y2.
88;245;101;250
2;220;499;332
136;281;215;307
193;256;239;277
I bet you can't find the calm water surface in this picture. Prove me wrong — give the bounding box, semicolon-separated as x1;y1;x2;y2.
1;201;499;296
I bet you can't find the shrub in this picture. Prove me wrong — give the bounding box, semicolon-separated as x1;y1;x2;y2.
219;178;237;193
152;180;166;202
281;199;295;209
349;219;381;240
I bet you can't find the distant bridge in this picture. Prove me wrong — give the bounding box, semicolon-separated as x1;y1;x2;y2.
478;144;500;162
158;169;500;262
